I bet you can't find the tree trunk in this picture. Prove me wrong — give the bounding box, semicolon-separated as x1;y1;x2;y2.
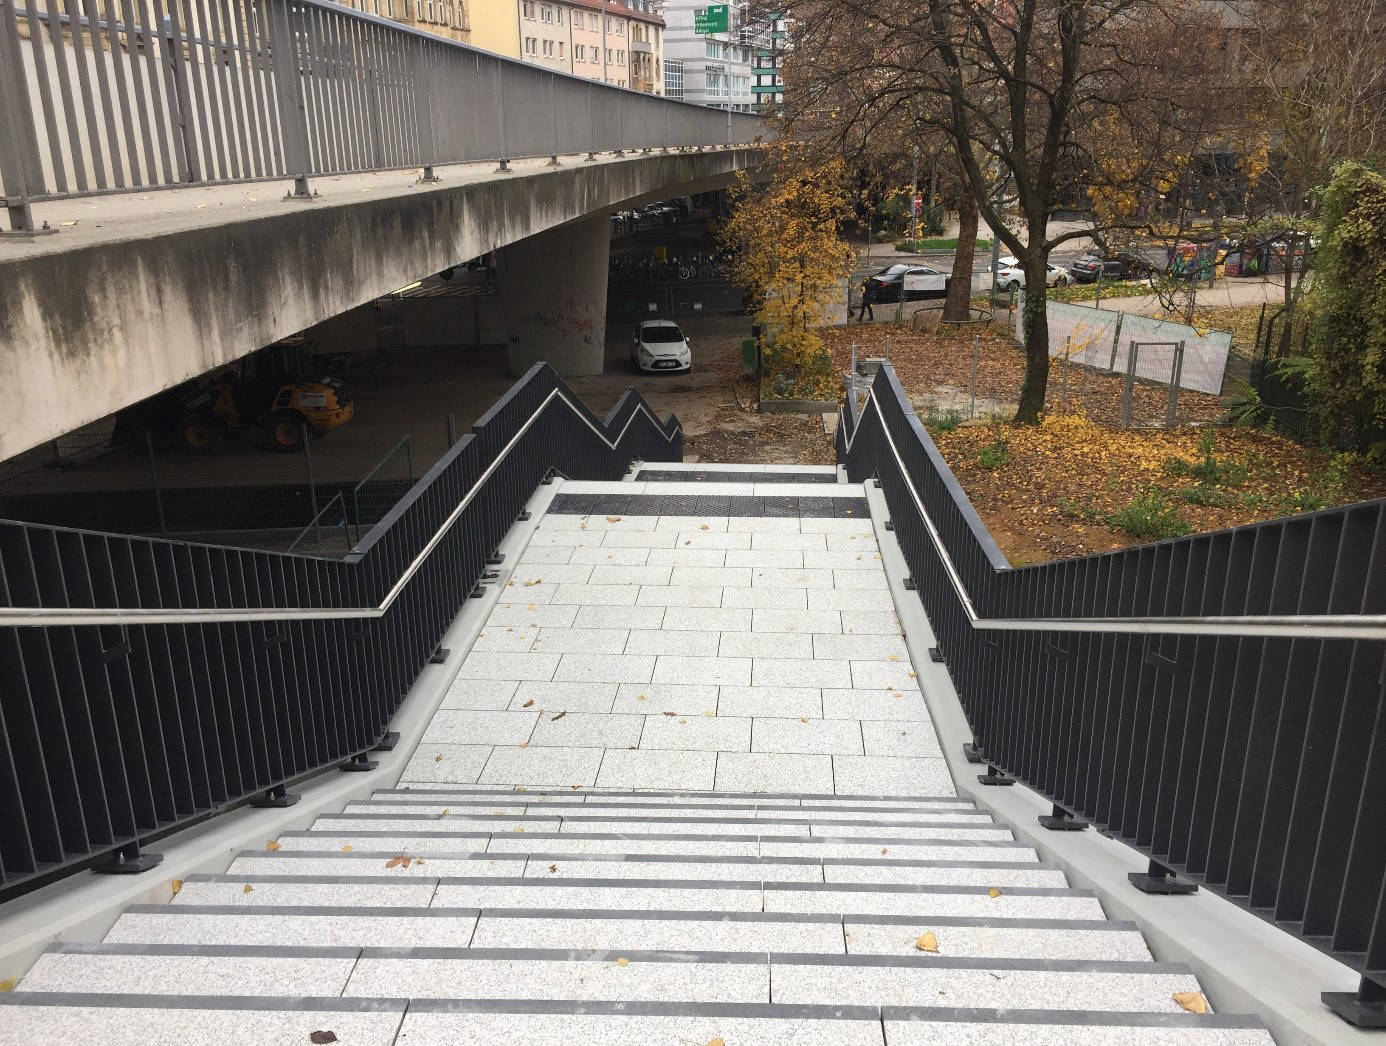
1014;253;1051;424
943;187;978;321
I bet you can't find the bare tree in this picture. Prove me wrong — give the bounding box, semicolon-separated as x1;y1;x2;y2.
782;0;1231;422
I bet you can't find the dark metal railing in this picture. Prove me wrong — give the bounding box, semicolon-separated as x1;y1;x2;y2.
837;364;1386;1027
0;363;680;899
0;0;764;232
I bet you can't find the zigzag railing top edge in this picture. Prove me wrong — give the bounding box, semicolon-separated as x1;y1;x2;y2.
838;366;1386;640
0;367;680;626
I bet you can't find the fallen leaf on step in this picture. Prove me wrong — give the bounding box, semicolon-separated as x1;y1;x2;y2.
527;604;536;611
516;786;527;792
699;525;709;530
1173;991;1208;1014
243;884;254;893
914;932;939;953
340;845;353;853
908;671;917;678
267;839;282;851
987;887;1002;898
518;741;530;748
386;855;411;869
663;711;677;717
523;699;535;708
571;784;582;789
416;858;426;866
551;711;567;721
441;809;450;816
684;540;691;545
513;827;525;833
0;979;14;992
549;864;558;873
800;717;808;724
636;694;647;701
435;754;444;762
615;957;630;967
880;847;889;854
606;516;622;522
524;579;542;587
310;1032;339;1044
60;220;78;227
170;879;183;895
678;718;687;724
705;1038;725;1046
888;655;900;662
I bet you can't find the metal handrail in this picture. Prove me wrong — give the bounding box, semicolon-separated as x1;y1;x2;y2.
285;490;352;554
0;388;677;627
842;386;1386;641
351;434;413;544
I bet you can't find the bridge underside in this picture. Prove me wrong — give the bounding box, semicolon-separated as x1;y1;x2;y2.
0;148;757;461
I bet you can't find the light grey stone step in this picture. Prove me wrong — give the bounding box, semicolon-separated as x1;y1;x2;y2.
229;849;1071;887
768;953;1201;1011
389;1000;1270;1046
18;943;358;997
348;798;991;823
0;995;406;1046
469;909;848;954
171;875;437;908
763;882;1107;921
104;905;480;949
429;876;768;912
323;810;1011;840
376;786;968;808
481;832;1035;861
346;947;770;1004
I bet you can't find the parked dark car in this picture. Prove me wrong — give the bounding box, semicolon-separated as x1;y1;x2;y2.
1068;252;1154;283
864;264;950;303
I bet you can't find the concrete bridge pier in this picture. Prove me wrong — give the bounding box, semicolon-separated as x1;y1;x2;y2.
497;215;609;377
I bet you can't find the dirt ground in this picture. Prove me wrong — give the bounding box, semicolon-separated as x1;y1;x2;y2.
0;313;823;499
821;321;1227;427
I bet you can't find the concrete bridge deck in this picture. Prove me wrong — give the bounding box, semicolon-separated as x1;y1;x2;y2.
0;465;1273;1044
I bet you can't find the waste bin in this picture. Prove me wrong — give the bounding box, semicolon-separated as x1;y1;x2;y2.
741;338;760;376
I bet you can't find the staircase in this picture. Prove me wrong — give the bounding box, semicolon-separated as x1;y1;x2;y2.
0;465;1273;1044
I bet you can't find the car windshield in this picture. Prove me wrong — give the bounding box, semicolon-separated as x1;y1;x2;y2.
879;265;911;276
998;257;1019;267
642;325;684;343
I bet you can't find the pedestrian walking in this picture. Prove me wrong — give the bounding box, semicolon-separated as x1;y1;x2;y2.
857;279;876;322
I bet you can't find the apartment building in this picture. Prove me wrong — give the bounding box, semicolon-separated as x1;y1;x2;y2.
661;1;758;111
752;12;787;109
333;0;472;43
518;0;665;92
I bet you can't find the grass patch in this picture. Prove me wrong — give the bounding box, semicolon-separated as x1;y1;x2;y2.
895;238;993;252
1106;490;1193;540
1162;433;1250;487
1048;279;1150;303
977;423;1011;469
923;405;965;433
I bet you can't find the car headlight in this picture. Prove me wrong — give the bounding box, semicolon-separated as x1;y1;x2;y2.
638;346;653;359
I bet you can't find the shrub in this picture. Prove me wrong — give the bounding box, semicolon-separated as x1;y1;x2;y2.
978;441;1011;469
1106;491;1192;540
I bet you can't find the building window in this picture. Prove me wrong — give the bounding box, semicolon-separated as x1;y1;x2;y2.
590;12;598;29
617;49;624;63
522;0;535;17
664;58;683;99
540;3;551;21
574;43;584;61
604;16;611;30
524;35;537;54
558;41;564;57
556;7;563;23
616;20;623;34
606;48;612;62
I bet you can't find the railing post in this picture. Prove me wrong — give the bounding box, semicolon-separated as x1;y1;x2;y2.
0;0;51;235
1121;341;1138;428
411;37;439;179
1164;339;1185;427
266;0;316;199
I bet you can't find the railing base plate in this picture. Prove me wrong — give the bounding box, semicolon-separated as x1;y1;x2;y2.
486;552;506;565
962;743;983;764
1128;860;1198;895
429;647;451;664
341;755;379;773
93;846;163;875
1;226;58;238
1039;804;1090;831
928;646;944;663
978;766;1015;786
374;731;401;752
250;788;301;809
1323;978;1386;1028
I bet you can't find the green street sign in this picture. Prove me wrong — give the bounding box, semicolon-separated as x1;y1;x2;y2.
694;4;729;33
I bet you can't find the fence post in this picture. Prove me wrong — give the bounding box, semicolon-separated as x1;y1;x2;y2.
303;423;320;543
1164;340;1185;427
970;332;979;420
0;0;48;234
446;413;458;448
1059;336;1070;413
144;432;168;538
1121;341;1139;429
266;0;315;199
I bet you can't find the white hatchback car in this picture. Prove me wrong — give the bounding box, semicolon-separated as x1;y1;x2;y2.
995;256;1069;290
632;320;692;373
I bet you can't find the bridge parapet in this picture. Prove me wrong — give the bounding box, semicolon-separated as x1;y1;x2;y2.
0;0;763;234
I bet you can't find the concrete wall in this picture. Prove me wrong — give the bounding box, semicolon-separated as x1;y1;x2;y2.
0;151;756;461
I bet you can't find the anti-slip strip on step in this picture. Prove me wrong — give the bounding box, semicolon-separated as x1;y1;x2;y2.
635;471;838;484
323;812;999;830
298;830;1028;849
397;998;1267;1028
354;798;980;816
122;904;482;919
242;850;1059;872
45;942;362;959
548;493;867;518
0;993;406;1013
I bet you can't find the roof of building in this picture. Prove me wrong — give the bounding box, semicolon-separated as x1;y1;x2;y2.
561;0;666;28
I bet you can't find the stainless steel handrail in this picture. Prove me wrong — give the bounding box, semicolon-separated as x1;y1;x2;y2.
843;387;1386;641
0;388;677;627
